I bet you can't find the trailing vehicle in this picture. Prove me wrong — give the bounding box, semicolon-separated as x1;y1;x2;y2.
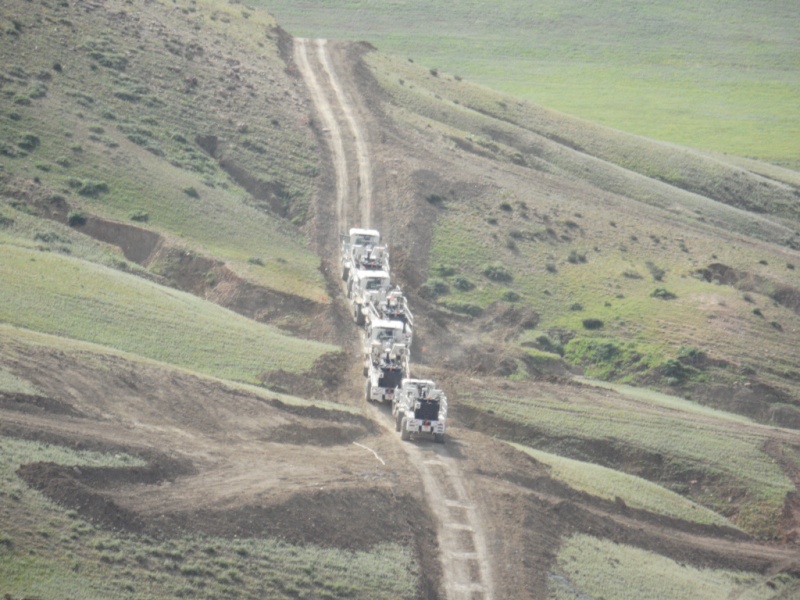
392;378;447;443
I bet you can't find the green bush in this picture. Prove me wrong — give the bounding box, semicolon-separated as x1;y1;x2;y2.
568;249;587;264
441;301;483;317
67;210;87;226
535;335;564;356
452;276;475;291
433;263;456;277
482;262;513;282
420;279;449;298
650;288;677;300
17;133;40;151
582;318;604;330
645;261;666;281
183;186;199;198
502;290;521;302
128;210;149;222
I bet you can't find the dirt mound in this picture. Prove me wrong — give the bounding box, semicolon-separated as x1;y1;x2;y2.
18;461;147;533
260;350;352;398
152;487;434;550
268;423;367;446
0;391;83;417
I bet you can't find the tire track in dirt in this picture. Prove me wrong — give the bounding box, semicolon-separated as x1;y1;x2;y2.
294;38;349;229
314;39;374;227
296;37;494;599
369;405;495;600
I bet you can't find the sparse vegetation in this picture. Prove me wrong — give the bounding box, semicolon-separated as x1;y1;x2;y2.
67;210;87;226
482;263;513;282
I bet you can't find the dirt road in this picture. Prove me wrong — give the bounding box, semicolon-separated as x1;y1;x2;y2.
296;36;495;600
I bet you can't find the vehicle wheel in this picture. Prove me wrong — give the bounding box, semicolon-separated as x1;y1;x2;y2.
363;364;369;377
355;306;365;326
400;418;411;441
365;381;372;403
342;266;349;282
434;433;445;444
395;411;403;432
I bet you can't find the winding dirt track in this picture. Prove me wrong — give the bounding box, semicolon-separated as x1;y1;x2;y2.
295;37;494;600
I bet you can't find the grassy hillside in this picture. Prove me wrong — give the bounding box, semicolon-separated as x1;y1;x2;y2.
461;378;794;538
0;245;335;382
1;0;327;301
259;0;800;169
365;50;800;428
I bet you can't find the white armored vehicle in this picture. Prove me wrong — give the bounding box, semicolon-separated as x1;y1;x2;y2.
364;343;408;403
363;319;411;402
392;379;447;443
347;268;392;326
340;228;390;282
373;287;413;339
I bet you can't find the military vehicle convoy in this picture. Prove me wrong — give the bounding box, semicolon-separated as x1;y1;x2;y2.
341;226;445;443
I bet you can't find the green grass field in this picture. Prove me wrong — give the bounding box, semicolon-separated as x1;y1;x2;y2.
0;244;335;383
549;534;797;600
258;0;800;169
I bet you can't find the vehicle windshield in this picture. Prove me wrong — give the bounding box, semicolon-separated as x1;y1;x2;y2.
354;235;378;246
376;328;396;342
365;278;384;290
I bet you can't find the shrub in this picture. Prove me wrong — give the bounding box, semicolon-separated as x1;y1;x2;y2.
752;308;763;317
677;346;705;365
452;276;475;291
420;279;449;298
546;262;557;273
77;180;109;197
441;301;483;317
425;194;444;206
569;302;583;311
247;257;265;266
433;264;456;277
582;318;604;330
502;290;521;302
535;335;564;356
567;249;587;264
183;186;199;198
128;210;149;222
645;261;666;281
482;263;512;282
17;133;40;151
622;270;642;279
499;202;512;212
67;210;86;226
659;358;692;383
650;288;676;300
